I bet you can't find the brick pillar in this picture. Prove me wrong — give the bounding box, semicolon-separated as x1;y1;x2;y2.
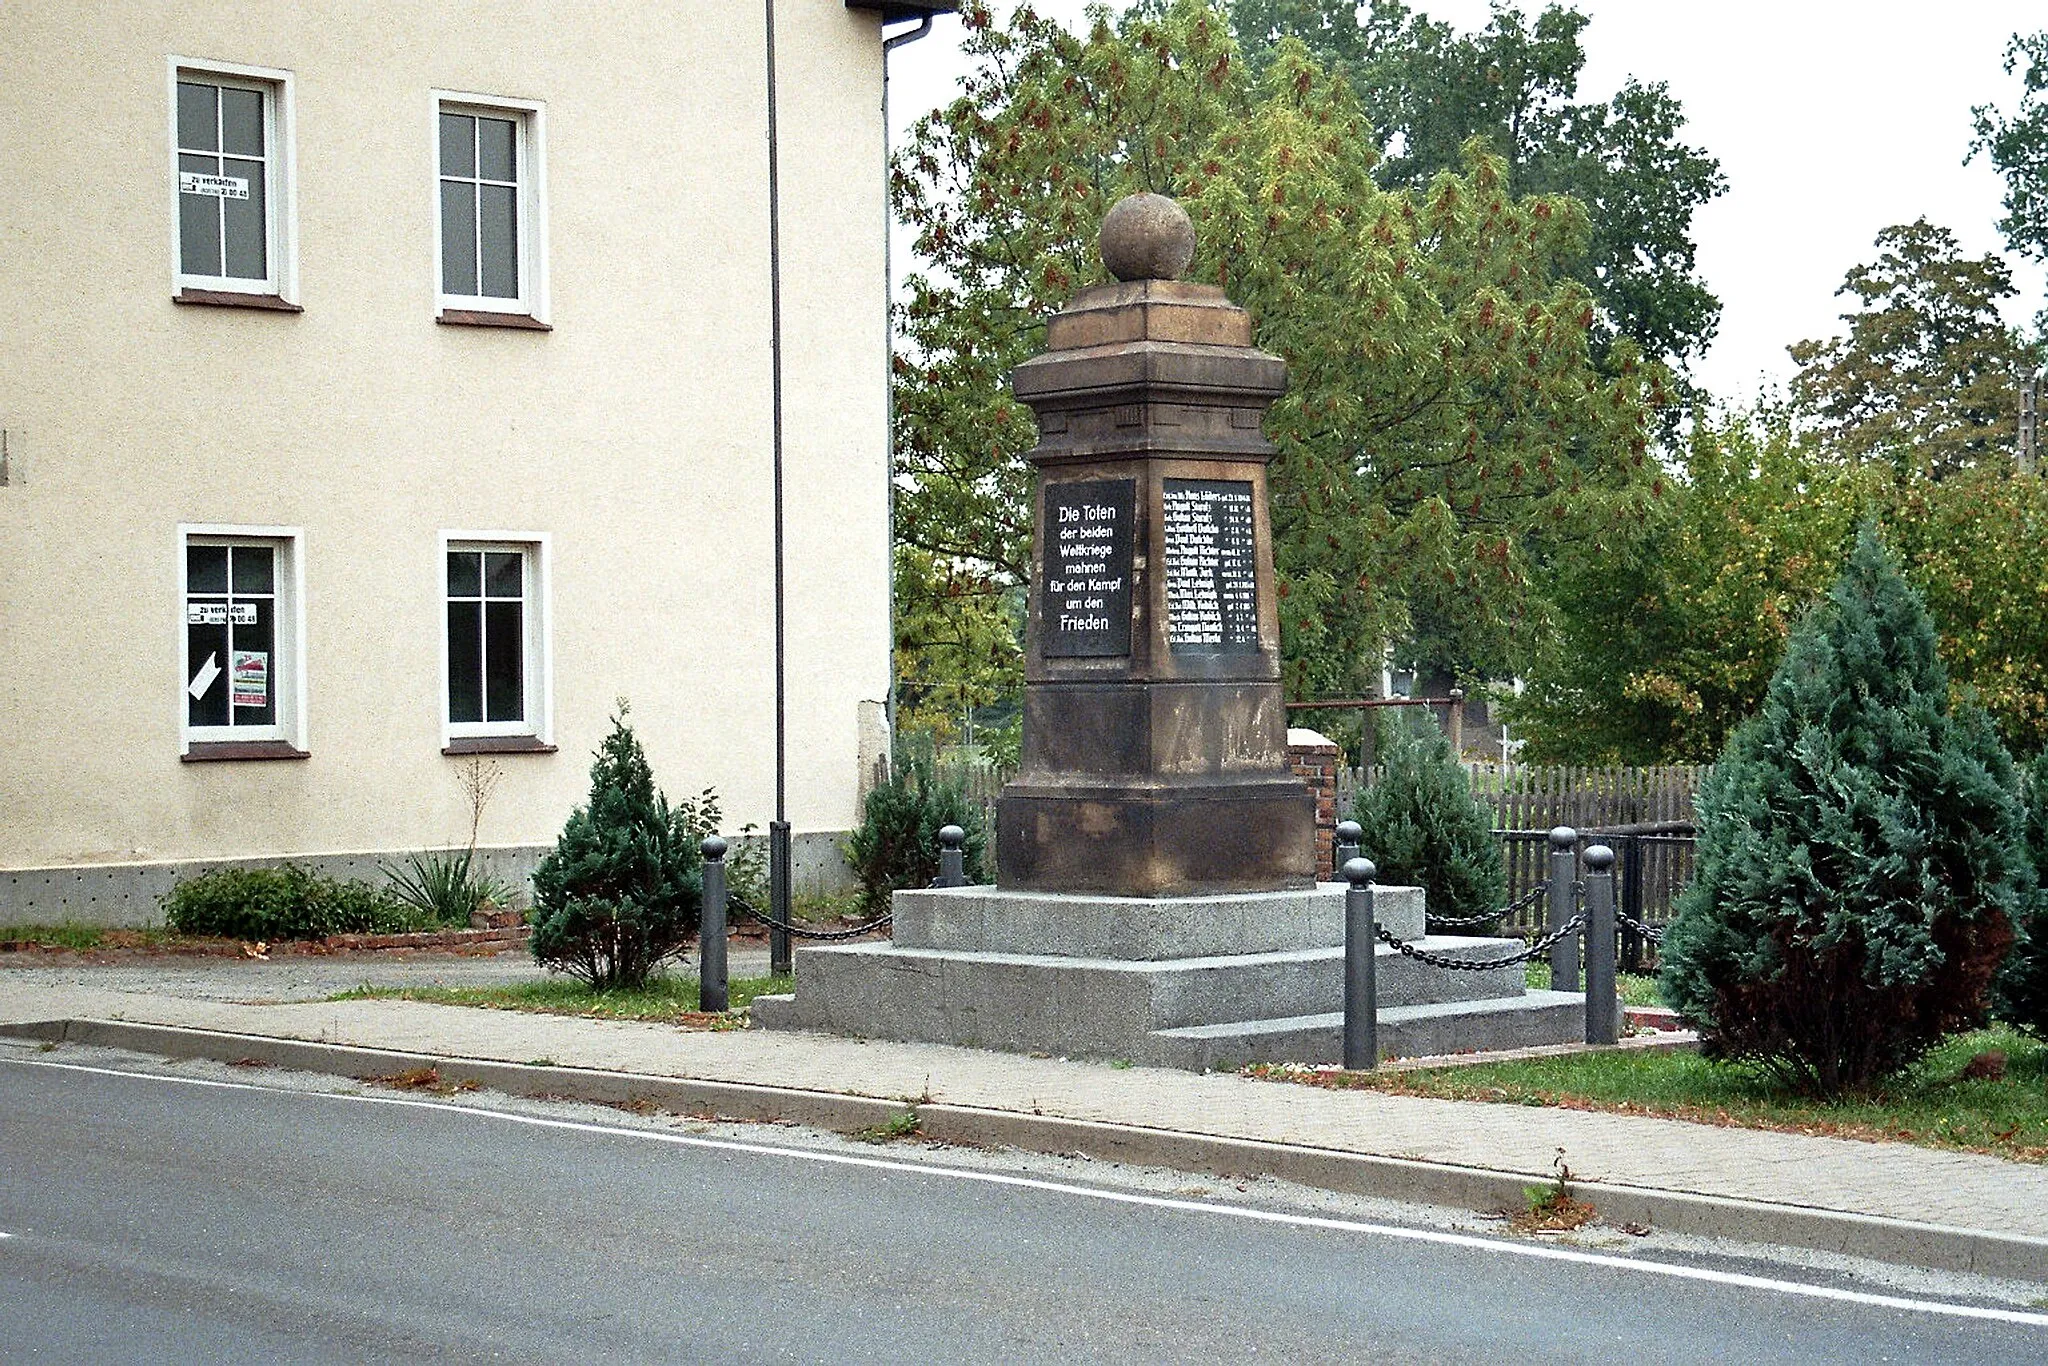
1287;728;1341;880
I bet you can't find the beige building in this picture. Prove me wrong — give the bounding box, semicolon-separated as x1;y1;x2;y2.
0;1;943;922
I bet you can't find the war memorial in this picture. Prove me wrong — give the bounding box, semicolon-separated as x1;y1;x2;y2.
756;196;1582;1066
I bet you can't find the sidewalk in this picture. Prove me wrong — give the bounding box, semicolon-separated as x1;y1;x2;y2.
2;967;2043;1282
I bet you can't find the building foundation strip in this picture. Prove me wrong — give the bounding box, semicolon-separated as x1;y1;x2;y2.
4;1016;2042;1283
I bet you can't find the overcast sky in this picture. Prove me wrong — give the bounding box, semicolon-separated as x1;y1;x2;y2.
884;1;2047;406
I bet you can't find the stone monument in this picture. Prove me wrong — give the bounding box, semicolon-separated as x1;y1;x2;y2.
753;196;1581;1066
998;193;1313;896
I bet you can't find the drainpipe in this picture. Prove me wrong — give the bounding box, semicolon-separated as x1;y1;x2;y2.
882;12;936;745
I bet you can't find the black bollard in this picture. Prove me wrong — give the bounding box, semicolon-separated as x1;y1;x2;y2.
937;824;966;888
1583;844;1619;1045
1547;826;1580;992
700;836;729;1014
1334;820;1362;881
1342;856;1378;1071
769;820;792;976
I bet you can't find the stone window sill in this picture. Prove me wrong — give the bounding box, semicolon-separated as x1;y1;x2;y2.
443;736;558;756
182;740;310;762
176;289;303;313
437;309;551;331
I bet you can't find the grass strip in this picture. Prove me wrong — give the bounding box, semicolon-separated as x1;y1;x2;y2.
329;972;794;1028
1243;1027;2048;1163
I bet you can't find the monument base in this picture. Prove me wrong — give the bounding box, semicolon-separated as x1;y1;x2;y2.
750;883;1584;1068
996;777;1315;896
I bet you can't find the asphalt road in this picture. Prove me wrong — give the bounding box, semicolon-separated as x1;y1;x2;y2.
0;1051;2041;1364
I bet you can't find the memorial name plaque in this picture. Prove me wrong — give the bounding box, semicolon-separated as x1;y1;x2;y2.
1041;478;1136;657
1163;478;1259;654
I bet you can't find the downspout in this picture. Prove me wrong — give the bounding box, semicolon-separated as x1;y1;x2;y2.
881;13;935;744
765;0;791;973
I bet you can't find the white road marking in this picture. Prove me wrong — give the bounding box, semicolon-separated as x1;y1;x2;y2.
6;1053;2046;1328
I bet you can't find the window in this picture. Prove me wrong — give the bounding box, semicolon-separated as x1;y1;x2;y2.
435;94;547;323
171;62;295;302
443;536;550;746
180;527;305;757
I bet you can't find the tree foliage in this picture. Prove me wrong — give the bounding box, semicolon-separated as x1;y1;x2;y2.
1971;29;2048;320
842;747;991;915
1998;753;2048;1034
893;0;1662;709
1352;713;1506;929
1787;220;2037;480
530;710;715;990
1659;528;2027;1096
1229;0;1725;373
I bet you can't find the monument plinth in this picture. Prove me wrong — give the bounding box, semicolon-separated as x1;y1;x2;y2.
997;195;1315;896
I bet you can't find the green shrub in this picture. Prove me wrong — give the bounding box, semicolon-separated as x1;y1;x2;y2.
529;709;714;990
162;865;415;940
382;849;518;928
1659;526;2029;1096
1997;753;2048;1035
843;749;989;915
1351;713;1506;931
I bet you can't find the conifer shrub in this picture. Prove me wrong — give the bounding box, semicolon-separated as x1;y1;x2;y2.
843;748;989;915
529;709;716;990
1351;713;1506;931
1659;526;2029;1095
1996;753;2048;1035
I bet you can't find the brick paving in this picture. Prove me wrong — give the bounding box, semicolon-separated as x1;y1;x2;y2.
2;966;2043;1244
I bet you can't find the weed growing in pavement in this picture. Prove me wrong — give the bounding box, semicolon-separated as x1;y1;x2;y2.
855;1108;924;1144
1510;1149;1597;1234
367;1067;480;1096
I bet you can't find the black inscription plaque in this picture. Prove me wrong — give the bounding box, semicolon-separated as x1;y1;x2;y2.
1163;478;1259;654
1041;478;1136;657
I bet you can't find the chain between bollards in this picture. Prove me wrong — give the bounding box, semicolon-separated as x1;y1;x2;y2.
937;824;966;888
1546;826;1580;992
699;836;729;1014
1582;843;1619;1045
1342;856;1378;1071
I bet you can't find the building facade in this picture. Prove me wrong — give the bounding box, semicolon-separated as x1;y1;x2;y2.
0;2;920;922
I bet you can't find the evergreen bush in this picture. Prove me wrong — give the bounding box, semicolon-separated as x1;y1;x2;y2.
843;749;989;915
1351;713;1506;931
529;709;715;990
1659;526;2029;1095
162;865;414;940
1996;753;2048;1034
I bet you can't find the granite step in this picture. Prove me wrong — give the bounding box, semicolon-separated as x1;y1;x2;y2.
1145;990;1587;1070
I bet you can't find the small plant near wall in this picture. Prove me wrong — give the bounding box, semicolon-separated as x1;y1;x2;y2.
163;865;417;941
842;745;989;916
382;756;517;927
529;706;715;990
1352;712;1506;932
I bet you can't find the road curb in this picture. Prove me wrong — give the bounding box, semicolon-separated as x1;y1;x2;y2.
9;1016;2045;1283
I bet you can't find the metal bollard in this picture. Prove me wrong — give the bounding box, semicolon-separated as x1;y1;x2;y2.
1334;819;1363;880
1582;844;1619;1044
769;820;792;976
937;824;966;888
1547;826;1580;992
699;836;730;1014
1342;857;1378;1071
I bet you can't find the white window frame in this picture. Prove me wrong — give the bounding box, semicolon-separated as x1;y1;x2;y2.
431;91;549;322
177;524;307;753
439;532;553;745
167;58;298;302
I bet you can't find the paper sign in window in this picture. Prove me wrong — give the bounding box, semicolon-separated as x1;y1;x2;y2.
179;172;250;200
230;650;269;708
187;602;228;625
230;602;258;625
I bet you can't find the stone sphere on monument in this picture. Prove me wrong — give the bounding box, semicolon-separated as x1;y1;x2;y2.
1098;192;1196;282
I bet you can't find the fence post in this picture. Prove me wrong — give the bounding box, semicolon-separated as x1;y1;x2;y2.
1343;857;1378;1070
1619;833;1645;974
1447;686;1464;755
1334;819;1362;875
1547;826;1580;992
1583;844;1618;1044
700;836;730;1013
937;824;966;888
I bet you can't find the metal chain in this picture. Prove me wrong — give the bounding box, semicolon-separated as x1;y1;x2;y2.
1615;910;1665;945
730;897;893;942
1375;914;1585;971
1426;882;1548;930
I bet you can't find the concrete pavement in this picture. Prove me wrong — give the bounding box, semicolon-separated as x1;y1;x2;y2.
1;955;2043;1282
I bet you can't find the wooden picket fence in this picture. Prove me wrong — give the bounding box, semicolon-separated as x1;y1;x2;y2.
1340;762;1705;932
